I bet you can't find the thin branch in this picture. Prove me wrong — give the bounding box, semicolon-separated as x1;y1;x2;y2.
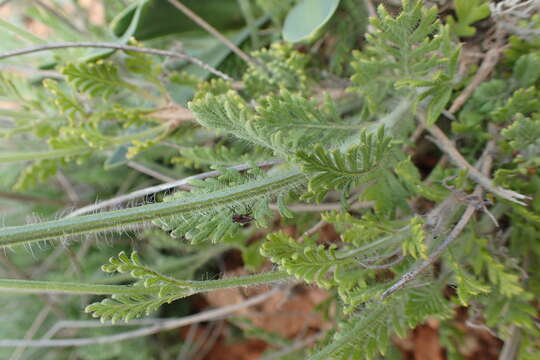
499;325;522;360
0;42;234;81
296;219;326;245
65;159;283;218
126;161;176;182
297;197;365;243
357;254;404;270
191;320;224;360
56;171;79;204
364;0;377;18
8;306;52;360
0;287;282;348
166;0;258;69
448;32;505;114
423;120;529;205
381;205;477;299
0;0;14;9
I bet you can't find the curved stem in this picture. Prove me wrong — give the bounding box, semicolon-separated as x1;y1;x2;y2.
0;170;305;247
66;159;284;218
0;42;233;81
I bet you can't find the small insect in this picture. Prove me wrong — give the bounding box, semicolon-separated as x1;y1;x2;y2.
232;213;254;225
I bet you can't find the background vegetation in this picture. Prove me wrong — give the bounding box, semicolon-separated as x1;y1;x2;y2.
0;0;539;359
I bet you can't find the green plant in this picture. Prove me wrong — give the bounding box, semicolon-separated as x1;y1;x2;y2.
446;0;490;37
0;0;539;359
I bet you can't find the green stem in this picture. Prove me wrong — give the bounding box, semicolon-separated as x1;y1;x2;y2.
0;271;291;295
0;170;305;247
0;279;157;295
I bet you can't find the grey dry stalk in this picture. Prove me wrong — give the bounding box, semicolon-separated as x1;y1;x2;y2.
0;42;234;81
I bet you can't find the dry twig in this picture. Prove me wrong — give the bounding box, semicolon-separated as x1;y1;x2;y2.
0;287;282;348
423;120;529;205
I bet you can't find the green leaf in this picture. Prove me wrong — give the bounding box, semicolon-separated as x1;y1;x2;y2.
42;79;85;123
261;232;348;288
446;0;490;37
111;0;243;41
350;0;458;116
450;261;491;306
502;113;540;151
402;217;427;260
426;86;452;125
310;286;452;360
513;53;540;88
189;89;355;156
491;87;540;124
242;43;310;97
282;0;341;43
61;61;130;98
394;158;448;202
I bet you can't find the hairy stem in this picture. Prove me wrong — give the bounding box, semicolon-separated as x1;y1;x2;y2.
66;159;284;218
0;271;290;295
0;170;305;247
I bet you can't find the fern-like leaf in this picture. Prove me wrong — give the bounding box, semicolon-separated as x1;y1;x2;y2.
85;291;188;323
261;232;350;288
243;42;310;97
350;0;459;124
296;126;393;202
502;113;540;152
85;251;196;323
310;285;453;360
42;79;85;123
401;217;427;260
62;60;132;98
189;90;359;156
